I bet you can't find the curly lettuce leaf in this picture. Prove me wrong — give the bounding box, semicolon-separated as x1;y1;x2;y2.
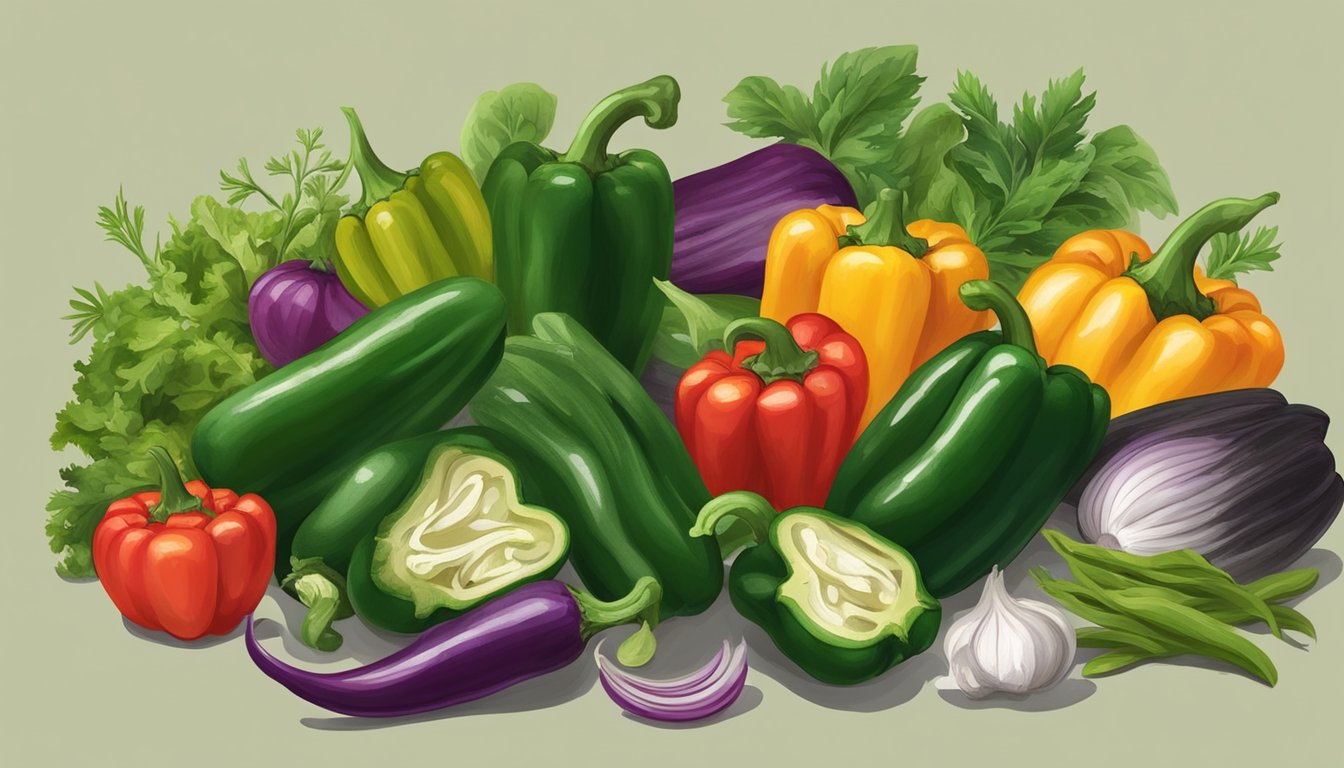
48;131;348;577
460;82;557;182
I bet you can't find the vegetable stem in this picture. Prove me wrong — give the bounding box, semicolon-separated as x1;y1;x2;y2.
341;107;409;213
146;447;207;524
722;317;819;385
690;491;777;551
958;280;1039;355
1125;193;1279;321
842;188;928;257
559;76;680;173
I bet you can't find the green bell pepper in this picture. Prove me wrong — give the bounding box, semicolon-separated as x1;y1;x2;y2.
284;427;569;650
468;313;723;659
191;277;507;578
826;280;1110;597
482;76;678;375
691;492;941;685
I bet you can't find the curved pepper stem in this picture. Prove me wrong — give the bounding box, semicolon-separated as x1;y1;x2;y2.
341;107;410;215
559;76;680;174
959;280;1039;357
280;557;356;652
841;188;928;257
690;491;778;553
1126;193;1279;321
573;576;663;667
722;317;819;385
146;446;208;524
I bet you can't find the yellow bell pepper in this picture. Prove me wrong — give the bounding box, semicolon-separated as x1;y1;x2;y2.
760;189;993;427
1017;193;1284;417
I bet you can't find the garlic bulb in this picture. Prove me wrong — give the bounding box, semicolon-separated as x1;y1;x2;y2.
943;567;1076;699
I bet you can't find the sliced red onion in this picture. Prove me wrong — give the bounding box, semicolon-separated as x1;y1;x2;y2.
1073;388;1343;579
596;639;748;722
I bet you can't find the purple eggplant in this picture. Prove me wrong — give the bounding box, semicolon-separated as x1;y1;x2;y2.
670;143;855;297
248;260;369;368
247;578;659;718
1071;388;1343;579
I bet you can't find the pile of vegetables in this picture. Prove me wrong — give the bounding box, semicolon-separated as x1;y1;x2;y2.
46;44;1342;723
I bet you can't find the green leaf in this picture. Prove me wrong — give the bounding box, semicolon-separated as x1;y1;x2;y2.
723;76;817;145
1204;225;1282;282
652;279;761;368
1012;68;1094;168
1086;125;1178;217
940;70;1175;293
888;104;966;218
45;128;342;576
813;45;923;166
460;82;558;182
723;46;926;207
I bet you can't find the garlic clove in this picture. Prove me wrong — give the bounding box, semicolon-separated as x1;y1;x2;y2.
942;566;1076;699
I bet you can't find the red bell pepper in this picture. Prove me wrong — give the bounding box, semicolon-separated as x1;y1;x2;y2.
676;313;868;510
93;447;276;640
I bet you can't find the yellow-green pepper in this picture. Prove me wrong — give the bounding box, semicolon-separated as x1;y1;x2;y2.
334;108;492;308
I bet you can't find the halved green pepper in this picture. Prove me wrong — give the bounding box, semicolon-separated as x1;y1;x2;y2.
692;492;941;685
283;427;569;650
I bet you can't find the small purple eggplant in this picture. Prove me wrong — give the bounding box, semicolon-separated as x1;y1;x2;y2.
670;143;855;297
248;260;369;368
1071;388;1343;579
247;578;659;718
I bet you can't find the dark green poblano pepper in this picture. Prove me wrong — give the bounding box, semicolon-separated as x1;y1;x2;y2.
826;280;1110;597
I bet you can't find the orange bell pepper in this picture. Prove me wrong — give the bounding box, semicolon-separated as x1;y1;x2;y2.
760;189;993;426
1017;193;1284;417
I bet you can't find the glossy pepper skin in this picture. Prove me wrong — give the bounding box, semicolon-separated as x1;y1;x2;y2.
469;313;724;632
93;448;276;640
1017;193;1284;417
690;494;941;685
192;277;507;579
827;281;1110;598
333;108;492;308
675;314;868;510
283;428;567;649
482;76;679;375
760;189;993;427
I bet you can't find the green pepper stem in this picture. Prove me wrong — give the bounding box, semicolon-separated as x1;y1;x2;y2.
1125;193;1280;321
290;573;346;652
281;557;356;652
573;576;663;641
959;280;1039;356
559;76;680;173
690;491;777;550
722;317;819;385
341;107;409;213
841;188;928;257
146;447;207;524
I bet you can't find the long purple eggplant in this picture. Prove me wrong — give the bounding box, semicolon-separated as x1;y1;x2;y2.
247;578;659;718
670;143;855;297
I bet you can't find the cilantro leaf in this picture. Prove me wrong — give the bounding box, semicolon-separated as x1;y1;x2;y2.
943;68;1176;291
724;45;925;207
1085;125;1179;217
1205;225;1282;282
460;82;558;182
723;76;818;146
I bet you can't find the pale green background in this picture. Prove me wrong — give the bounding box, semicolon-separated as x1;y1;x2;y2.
4;0;1342;765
